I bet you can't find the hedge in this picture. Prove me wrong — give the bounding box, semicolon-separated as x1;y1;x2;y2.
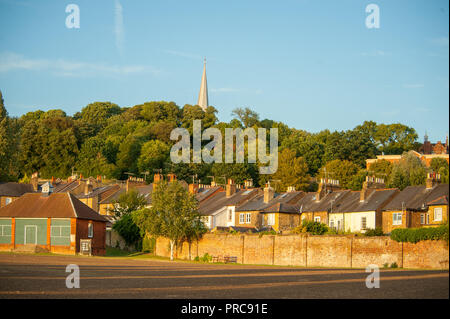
390;224;449;243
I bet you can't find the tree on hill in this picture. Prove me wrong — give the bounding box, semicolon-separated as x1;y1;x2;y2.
318;159;359;190
387;151;428;190
271;148;310;192
231;107;259;127
133;181;206;261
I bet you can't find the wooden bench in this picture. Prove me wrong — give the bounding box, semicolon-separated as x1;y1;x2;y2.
223;256;237;263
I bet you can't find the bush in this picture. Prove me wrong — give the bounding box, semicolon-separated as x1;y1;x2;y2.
364;227;384;237
142;235;156;253
390;224;449;243
112;213;142;250
293;220;329;235
390;262;398;268
258;230;277;237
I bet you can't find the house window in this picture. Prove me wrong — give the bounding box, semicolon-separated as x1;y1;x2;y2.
420;213;425;225
329;220;335;229
267;214;275;226
314;216;321;223
246;213;251;224
5;198;12;206
88;222;93;238
434;208;443;222
0;225;11;238
239;213;245;224
228;209;233;222
361;217;367;230
393;213;402;226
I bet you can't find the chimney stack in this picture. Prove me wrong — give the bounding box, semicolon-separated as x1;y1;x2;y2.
360;176;385;202
84;181;93;195
189;183;199;194
167;173;177;183
316;178;340;201
426;172;440;189
31;172;39;192
287;186;296;192
264;183;275;204
226;179;237;198
244;179;253;188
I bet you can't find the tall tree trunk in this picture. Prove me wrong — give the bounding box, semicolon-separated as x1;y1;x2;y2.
170;240;175;261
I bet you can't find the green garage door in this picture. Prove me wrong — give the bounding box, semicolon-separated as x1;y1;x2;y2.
25;225;37;244
14;219;47;245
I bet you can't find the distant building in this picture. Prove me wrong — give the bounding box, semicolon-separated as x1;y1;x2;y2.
0;182;35;208
418;134;449;155
197;58;209;111
366;151;449;169
382;174;448;233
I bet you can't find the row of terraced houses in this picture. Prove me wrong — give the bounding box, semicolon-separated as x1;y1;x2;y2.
0;170;448;256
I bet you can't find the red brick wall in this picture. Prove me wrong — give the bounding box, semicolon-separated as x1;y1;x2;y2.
155;234;449;269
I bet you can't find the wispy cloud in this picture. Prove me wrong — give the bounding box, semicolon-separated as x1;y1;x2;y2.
210;87;240;93
0;52;160;77
165;50;203;60
210;87;263;95
361;50;389;57
402;83;424;89
114;0;125;56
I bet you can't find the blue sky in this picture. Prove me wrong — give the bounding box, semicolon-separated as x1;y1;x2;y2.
0;0;448;142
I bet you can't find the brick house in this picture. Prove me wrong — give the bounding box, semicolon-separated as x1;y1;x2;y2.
0;182;35;208
296;178;349;227
0;184;107;255
382;177;449;233
235;184;304;232
197;180;259;229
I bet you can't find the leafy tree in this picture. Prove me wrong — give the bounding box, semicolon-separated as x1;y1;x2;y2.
108;189;148;219
133;181;206;261
112;213;142;250
137;140;170;174
318;159;359;189
78;102;122;129
181;104;218;133
0;91;16;180
430;158;449;174
368;159;393;179
271;148;310;192
140;101;180;124
19;115;79;178
78;137;117;178
231;107;260;127
387;151;428;190
375;123;418;154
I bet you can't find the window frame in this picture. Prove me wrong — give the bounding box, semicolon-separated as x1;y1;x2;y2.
434;207;443;222
4;197;12;206
267;214;275;226
392;212;402;226
239;213;245;224
245;213;251;224
361;216;367;230
314;216;321;223
88;222;94;238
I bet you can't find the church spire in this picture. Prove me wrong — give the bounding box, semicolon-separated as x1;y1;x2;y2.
197;58;208;111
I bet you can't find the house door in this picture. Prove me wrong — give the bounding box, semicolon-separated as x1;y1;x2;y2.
24;225;37;245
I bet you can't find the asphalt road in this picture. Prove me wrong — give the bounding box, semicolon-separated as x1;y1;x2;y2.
0;253;448;299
